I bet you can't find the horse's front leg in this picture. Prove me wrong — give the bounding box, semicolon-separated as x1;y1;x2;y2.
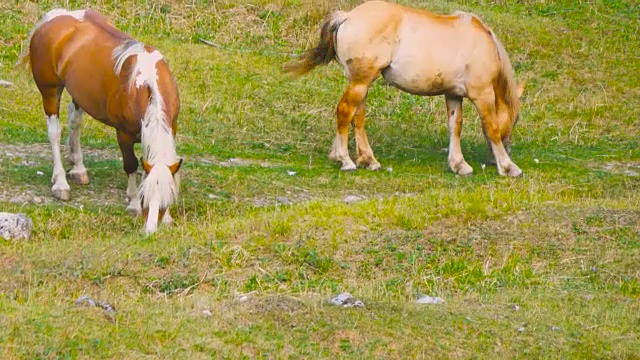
473;91;522;177
116;130;141;215
66;101;90;184
445;95;473;176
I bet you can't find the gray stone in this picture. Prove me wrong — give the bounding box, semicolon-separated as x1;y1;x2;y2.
276;196;292;205
416;295;445;304
0;212;33;241
330;292;365;308
343;195;364;204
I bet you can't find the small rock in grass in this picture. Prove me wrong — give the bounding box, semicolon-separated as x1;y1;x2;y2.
513;305;521;311
517;326;526;333
330;292;365;308
386;167;393;172
276;196;292;205
551;326;561;331
74;295;116;314
534;158;540;164
416;295;445;304
36;171;44;176
202;309;212;317
343;195;364;204
0;80;13;87
0;212;33;241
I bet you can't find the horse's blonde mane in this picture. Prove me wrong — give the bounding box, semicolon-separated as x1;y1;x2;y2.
112;40;179;210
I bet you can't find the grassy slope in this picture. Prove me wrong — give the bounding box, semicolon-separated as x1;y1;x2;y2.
1;0;639;358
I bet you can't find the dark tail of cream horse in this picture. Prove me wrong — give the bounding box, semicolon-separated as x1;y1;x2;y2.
285;1;525;177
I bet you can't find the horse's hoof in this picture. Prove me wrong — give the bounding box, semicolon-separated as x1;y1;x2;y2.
340;163;357;172
368;162;382;171
451;161;473;176
126;204;142;216
162;213;174;225
52;186;71;201
69;170;90;185
507;166;523;177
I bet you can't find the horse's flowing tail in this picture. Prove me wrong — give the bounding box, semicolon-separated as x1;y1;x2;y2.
283;11;348;77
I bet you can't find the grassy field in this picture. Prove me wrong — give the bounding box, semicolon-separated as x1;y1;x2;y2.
1;0;639;358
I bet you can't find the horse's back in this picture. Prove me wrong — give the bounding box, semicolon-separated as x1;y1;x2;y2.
30;10;125;84
29;9;140;127
335;1;502;97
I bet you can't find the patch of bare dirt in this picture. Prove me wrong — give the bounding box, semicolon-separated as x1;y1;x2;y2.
1;142;127;207
599;161;640;177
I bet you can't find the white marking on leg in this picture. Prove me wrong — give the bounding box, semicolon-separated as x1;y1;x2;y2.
492;141;522;177
125;172;142;215
330;134;356;171
162;211;173;225
66;103;90;184
446;97;473;175
47;115;71;200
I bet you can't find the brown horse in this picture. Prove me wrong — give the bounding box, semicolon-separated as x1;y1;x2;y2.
285;1;525;177
24;9;183;233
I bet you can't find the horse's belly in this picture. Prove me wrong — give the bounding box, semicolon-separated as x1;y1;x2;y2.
381;63;464;97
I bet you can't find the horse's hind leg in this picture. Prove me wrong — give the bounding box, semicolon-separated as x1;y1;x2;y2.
66;101;90;185
330;76;376;171
353;102;381;170
40;86;72;200
445;95;473;176
472;90;522;177
116;130;141;215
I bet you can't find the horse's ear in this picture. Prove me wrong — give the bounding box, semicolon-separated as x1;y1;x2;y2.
169;157;183;175
517;81;526;99
141;157;153;174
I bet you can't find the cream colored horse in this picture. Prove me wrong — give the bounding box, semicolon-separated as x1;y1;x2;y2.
285;1;525;177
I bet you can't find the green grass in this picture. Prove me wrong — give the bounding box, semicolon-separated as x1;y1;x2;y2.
1;0;639;358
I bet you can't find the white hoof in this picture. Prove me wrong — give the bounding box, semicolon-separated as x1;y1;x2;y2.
367;162;382;171
450;160;473;176
507;165;523;177
340;162;357;172
498;164;523;177
52;184;71;201
162;212;174;225
126;203;142;216
69;169;90;185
